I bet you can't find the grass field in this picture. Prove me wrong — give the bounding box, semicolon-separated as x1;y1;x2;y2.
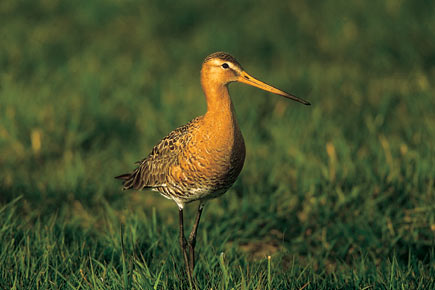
1;0;434;289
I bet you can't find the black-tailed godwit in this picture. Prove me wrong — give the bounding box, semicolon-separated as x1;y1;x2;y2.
116;52;310;278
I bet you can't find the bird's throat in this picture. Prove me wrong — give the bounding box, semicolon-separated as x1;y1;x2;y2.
203;85;238;132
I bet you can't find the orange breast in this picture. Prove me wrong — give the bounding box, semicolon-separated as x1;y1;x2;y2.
169;111;246;197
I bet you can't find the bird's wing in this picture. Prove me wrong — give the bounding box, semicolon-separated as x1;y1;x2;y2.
116;116;202;190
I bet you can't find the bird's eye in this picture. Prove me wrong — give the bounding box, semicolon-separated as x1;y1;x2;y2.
221;63;229;69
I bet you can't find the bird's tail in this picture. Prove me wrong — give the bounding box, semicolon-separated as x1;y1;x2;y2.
114;173;133;190
115;169;145;190
114;173;131;181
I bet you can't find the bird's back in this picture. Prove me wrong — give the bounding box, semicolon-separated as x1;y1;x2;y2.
116;114;245;207
117;116;202;190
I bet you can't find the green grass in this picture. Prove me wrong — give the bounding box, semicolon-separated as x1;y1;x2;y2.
1;0;434;289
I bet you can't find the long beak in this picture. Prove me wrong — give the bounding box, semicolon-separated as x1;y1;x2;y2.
238;71;311;105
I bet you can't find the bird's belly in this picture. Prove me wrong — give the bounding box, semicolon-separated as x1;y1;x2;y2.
168;135;246;202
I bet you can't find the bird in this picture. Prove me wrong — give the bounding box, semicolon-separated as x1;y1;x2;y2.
115;52;310;279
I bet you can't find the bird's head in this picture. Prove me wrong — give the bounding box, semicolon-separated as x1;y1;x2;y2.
201;52;310;105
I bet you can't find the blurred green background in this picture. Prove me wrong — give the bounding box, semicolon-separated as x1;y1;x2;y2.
0;0;434;288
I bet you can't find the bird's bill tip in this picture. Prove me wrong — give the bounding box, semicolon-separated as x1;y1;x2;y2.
237;71;311;106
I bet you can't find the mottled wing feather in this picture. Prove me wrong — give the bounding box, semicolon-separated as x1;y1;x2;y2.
119;117;202;190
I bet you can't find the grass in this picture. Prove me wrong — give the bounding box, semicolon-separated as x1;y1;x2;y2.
0;0;434;289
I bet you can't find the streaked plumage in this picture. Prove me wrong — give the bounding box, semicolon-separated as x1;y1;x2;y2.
115;52;310;279
117;113;245;208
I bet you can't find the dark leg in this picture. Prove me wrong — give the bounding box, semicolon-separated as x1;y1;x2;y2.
188;202;204;274
178;208;191;279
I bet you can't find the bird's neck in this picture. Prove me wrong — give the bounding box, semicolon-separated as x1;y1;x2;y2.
200;77;241;142
202;79;236;122
200;76;245;166
201;67;234;111
204;85;233;114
